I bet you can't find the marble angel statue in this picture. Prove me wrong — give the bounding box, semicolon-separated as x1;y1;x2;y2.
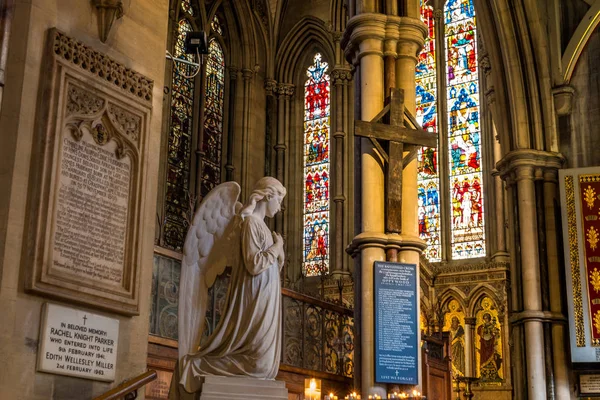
169;177;287;400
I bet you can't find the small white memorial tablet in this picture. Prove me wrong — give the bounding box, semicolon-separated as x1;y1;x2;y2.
38;303;119;382
581;374;600;394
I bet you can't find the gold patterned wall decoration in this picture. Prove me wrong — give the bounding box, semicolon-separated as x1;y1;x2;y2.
475;297;503;384
565;174;586;347
443;299;466;377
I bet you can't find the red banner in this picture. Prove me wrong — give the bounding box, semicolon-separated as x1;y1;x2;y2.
579;175;600;344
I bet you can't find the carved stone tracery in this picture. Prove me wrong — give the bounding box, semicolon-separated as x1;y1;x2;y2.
52;30;153;102
66;85;105;116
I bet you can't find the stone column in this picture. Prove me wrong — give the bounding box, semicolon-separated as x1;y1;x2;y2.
492;133;509;261
240;68;254;199
343;10;427;396
464;317;476;377
515;164;547;400
273;83;294;238
331;68;352;276
497;150;565;400
544;168;571;400
394;17;427;388
504;173;526;399
344;13;387;397
394;17;427;263
225;67;239;182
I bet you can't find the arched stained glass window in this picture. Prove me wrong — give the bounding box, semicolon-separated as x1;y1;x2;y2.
416;0;441;261
200;38;225;197
303;53;331;277
445;0;485;258
416;0;486;261
164;18;195;251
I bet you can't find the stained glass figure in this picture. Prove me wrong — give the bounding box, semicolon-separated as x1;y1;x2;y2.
303;54;330;276
181;0;193;15
416;0;441;261
200;39;225;197
211;15;223;36
164;19;195;251
445;0;485;259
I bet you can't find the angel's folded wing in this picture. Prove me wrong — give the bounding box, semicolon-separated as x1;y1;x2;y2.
178;182;241;362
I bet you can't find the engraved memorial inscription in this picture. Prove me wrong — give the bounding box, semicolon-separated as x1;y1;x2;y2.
53;130;131;285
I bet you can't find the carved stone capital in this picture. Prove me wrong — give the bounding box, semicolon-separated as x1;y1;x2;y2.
91;0;124;43
495;149;565;182
331;67;353;84
264;78;277;95
228;66;239;80
275;83;295;97
242;68;254;81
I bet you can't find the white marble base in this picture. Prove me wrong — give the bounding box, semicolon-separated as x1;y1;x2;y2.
198;376;289;400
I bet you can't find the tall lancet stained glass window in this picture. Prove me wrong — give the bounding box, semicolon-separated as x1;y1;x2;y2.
200;38;225;197
416;0;486;260
416;0;441;261
303;54;331;276
164;18;195;251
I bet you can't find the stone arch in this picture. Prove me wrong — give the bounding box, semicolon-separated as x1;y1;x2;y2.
467;283;503;318
474;0;557;152
439;287;468;311
562;1;600;83
276;16;336;84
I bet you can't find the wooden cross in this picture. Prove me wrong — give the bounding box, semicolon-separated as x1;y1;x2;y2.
354;88;437;234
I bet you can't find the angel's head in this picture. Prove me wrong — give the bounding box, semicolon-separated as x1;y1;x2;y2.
241;177;287;219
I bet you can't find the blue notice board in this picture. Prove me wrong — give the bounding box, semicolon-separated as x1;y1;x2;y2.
374;261;418;384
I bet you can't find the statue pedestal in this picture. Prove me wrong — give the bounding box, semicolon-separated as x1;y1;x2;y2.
199;376;289;400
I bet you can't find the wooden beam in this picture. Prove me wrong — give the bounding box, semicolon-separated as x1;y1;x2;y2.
354;120;437;147
386;141;403;233
387;88;404;126
402;145;419;168
369;102;391;124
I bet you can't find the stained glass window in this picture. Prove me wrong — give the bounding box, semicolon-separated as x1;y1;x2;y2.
416;0;441;261
445;0;485;259
303;54;331;276
415;0;485;261
164;18;195;251
181;0;193;15
211;15;223;35
200;39;225;197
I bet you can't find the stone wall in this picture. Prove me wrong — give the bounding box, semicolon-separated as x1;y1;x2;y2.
564;28;600;168
0;0;168;398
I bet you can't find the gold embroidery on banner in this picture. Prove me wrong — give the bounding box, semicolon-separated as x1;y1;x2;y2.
587;226;600;250
584;185;597;209
592;268;600;294
580;174;600;347
567;175;585;346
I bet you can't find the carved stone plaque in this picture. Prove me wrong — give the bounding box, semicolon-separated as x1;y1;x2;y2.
25;29;153;315
37;303;119;381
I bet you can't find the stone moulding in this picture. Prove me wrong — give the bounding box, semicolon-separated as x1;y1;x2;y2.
52;29;153;102
23;28;153;316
